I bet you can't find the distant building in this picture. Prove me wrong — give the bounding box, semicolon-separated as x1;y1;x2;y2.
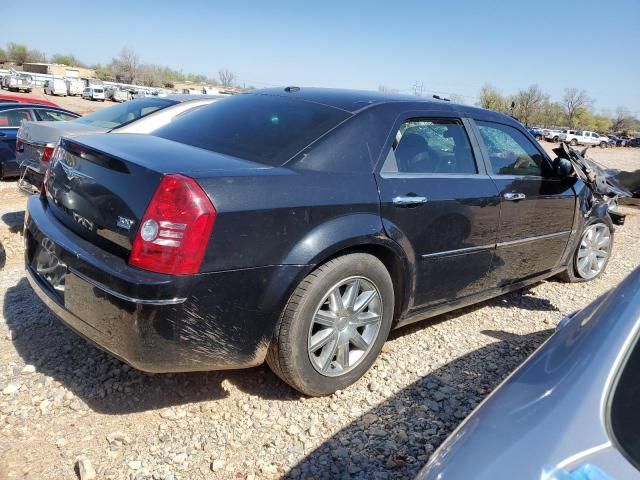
22;63;95;79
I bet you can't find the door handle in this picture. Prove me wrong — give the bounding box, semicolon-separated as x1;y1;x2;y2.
392;195;428;207
503;192;526;201
0;132;6;137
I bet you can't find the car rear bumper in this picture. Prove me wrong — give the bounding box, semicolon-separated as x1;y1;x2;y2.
25;195;305;373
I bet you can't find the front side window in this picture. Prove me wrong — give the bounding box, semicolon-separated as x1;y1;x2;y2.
476;120;545;176
381;118;477;174
0;109;33;127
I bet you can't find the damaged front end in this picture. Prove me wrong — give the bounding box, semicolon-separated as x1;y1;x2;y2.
553;143;636;226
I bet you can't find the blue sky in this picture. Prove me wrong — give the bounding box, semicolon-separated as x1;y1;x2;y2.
3;0;639;113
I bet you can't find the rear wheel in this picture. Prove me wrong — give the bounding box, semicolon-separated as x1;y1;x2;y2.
266;253;394;396
558;217;614;283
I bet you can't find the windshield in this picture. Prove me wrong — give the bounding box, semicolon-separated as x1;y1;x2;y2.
153;94;351;166
74;98;176;129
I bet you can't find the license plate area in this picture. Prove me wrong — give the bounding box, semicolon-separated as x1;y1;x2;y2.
31;237;67;303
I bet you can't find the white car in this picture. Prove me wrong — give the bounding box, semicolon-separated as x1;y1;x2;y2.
44;79;68;97
65;78;84;96
558;129;579;144
562;130;610;147
82;86;105;102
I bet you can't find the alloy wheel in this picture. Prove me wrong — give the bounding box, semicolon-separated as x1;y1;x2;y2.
307;276;383;377
576;223;611;279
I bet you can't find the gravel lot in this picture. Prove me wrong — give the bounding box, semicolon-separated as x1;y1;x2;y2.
0;146;639;480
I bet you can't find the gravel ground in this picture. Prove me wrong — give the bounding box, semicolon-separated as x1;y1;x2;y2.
0;148;639;480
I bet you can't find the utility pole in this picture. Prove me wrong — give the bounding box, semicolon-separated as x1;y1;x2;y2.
412;81;424;97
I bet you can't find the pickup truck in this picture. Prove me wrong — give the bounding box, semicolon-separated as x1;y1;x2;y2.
543;128;564;142
560;130;610;147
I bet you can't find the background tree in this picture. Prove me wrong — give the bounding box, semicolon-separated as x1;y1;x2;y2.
218;69;236;87
449;93;466;104
6;43;29;64
0;48;7;63
563;88;591;127
478;84;507;112
512;84;544;126
611;107;631;132
50;53;84;67
111;47;140;84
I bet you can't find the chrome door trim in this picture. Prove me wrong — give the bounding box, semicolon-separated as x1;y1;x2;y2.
421;230;572;258
421;243;495;259
496;230;571;248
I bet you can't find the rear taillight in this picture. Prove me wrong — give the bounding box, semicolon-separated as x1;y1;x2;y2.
41;144;55;162
16;139;24;152
129;174;216;275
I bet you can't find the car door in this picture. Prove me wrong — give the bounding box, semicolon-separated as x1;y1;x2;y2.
0;108;34;177
376;113;500;311
472;119;576;287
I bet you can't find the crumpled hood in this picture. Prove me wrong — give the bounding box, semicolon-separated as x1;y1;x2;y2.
553;145;638;199
19;120;108;144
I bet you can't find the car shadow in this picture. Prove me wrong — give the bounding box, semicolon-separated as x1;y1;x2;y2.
284;328;553;479
4;271;560;417
390;285;558;341
3;277;302;414
1;210;24;233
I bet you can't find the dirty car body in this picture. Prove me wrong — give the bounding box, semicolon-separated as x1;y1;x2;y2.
24;88;623;376
416;266;640;480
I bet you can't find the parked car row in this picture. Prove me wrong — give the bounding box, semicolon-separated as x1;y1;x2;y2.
530;127;638;147
1;72;33;93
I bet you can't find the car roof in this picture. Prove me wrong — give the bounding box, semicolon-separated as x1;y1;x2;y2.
0;103;78;114
161;94;226;102
248;87;513;123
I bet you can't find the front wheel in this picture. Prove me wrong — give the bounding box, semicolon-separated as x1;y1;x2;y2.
600;141;607;148
558;217;614;283
570;139;578;146
266;253;394;396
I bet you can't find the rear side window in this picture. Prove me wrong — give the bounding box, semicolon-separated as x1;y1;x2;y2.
381;118;477;175
35;109;78;122
0;109;33;126
476;120;545;176
610;336;640;471
153;94;351;167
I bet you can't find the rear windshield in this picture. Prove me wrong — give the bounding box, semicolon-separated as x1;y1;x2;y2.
152;94;351;166
610;334;640;471
75;98;175;129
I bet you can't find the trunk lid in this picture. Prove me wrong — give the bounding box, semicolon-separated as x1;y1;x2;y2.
45;134;269;258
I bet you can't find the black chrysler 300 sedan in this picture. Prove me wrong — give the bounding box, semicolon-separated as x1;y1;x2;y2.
24;88;617;395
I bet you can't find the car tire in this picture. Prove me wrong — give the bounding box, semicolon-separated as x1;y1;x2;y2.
553;136;559;142
600;141;607;148
266;253;394;396
558;216;614;283
570;139;578;146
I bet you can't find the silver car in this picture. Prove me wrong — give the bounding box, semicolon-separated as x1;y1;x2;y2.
16;95;221;194
417;267;640;480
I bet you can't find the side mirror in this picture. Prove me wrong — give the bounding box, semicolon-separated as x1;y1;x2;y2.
553;157;573;178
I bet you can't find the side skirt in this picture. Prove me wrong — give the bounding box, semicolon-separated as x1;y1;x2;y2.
394;267;567;329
